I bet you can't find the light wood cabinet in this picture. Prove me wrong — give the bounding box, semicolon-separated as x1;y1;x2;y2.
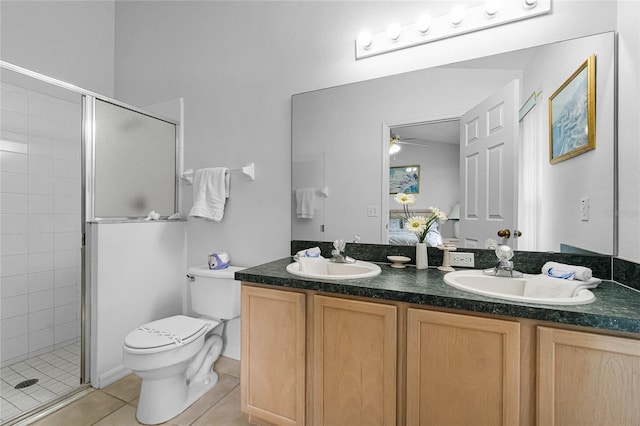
406;309;521;426
240;285;306;426
241;283;639;426
313;295;397;426
537;326;640;426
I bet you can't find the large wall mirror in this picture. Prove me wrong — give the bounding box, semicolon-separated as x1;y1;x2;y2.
292;31;616;255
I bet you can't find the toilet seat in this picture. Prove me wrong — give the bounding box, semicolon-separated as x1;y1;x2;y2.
124;315;210;354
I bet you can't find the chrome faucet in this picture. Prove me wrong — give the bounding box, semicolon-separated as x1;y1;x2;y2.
483;245;523;278
331;239;356;263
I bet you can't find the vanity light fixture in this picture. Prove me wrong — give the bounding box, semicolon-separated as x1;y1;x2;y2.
485;1;500;18
416;14;432;34
449;5;466;26
387;23;402;41
355;0;551;60
357;30;374;50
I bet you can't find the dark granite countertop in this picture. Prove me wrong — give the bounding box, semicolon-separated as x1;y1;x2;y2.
236;258;640;335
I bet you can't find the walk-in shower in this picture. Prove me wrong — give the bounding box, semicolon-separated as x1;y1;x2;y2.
0;62;180;424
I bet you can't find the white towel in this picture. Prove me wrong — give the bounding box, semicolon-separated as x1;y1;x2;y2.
541;261;593;281
294;247;322;259
189;167;230;222
523;276;580;298
295;188;315;219
298;257;329;275
523;275;602;298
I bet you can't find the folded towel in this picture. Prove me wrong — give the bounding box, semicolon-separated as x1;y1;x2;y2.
541;261;593;281
295;188;316;219
294;246;322;260
523;275;602;298
523;276;580;298
298;257;329;275
189;168;230;222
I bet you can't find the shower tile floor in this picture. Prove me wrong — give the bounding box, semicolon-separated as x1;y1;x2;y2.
0;342;81;423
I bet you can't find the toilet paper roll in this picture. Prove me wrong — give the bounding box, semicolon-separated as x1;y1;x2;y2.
208;252;230;270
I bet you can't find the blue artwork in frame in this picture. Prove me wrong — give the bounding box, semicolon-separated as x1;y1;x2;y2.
549;54;596;164
389;165;420;194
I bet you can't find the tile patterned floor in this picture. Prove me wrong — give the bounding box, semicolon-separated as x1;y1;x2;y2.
24;356;249;426
1;342;81;423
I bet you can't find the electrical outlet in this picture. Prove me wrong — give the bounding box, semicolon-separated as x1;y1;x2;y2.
451;252;475;268
367;206;378;217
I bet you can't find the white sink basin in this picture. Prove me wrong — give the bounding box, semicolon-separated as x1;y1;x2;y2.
286;260;381;280
443;270;595;305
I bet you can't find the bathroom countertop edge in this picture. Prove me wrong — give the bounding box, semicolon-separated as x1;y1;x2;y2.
235;258;640;335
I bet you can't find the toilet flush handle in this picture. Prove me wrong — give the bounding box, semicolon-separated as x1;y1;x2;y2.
186;274;195;282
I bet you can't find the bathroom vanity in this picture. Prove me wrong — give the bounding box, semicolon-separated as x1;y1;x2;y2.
236;258;640;426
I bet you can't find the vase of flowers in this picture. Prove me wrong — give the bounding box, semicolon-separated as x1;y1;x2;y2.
394;192;448;269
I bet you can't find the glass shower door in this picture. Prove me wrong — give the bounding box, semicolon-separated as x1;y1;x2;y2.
0;68;85;423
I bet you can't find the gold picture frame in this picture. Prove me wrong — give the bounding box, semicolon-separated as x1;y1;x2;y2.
548;54;596;164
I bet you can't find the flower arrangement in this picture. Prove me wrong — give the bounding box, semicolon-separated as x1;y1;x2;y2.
394;192;448;244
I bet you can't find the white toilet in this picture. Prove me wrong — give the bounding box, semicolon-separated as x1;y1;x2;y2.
122;265;244;425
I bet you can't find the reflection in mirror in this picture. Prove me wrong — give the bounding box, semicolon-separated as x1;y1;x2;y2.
388;120;460;247
292;31;616;255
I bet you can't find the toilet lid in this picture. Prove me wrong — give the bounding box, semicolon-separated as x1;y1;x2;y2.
124;315;209;350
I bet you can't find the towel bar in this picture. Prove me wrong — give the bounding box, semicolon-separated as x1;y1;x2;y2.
180;163;255;184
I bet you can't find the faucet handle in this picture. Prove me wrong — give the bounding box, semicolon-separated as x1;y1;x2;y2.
495;244;514;261
333;239;346;251
353;234;361;243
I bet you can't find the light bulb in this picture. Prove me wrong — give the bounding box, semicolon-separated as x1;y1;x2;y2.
449;5;466;26
357;31;373;49
387;23;401;41
389;143;401;155
485;1;499;17
416;14;432;34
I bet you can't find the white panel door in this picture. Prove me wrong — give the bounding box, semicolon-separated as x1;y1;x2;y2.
460;80;519;249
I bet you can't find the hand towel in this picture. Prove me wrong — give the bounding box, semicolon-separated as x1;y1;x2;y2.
298;257;329;275
294;246;322;260
541;261;593;281
523;275;601;298
523;276;580;298
189;167;230;222
295;188;316;219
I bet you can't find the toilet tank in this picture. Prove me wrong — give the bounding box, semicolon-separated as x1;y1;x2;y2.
187;265;245;320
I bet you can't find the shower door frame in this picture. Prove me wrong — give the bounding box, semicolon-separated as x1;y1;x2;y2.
0;60;182;421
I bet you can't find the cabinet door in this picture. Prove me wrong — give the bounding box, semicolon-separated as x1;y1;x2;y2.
407;309;520;426
241;285;306;426
538;327;640;425
313;295;397;426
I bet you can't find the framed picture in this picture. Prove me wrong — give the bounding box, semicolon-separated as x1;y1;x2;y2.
548;54;596;164
389;165;420;194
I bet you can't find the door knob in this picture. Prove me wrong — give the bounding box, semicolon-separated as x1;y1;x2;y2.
497;229;522;238
497;229;511;238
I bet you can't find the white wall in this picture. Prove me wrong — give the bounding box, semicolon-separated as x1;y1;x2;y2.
0;0;115;96
617;1;640;262
89;222;186;387
111;1;621;265
521;32;615;254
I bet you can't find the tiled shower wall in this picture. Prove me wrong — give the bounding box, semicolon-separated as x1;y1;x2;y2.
0;80;82;368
